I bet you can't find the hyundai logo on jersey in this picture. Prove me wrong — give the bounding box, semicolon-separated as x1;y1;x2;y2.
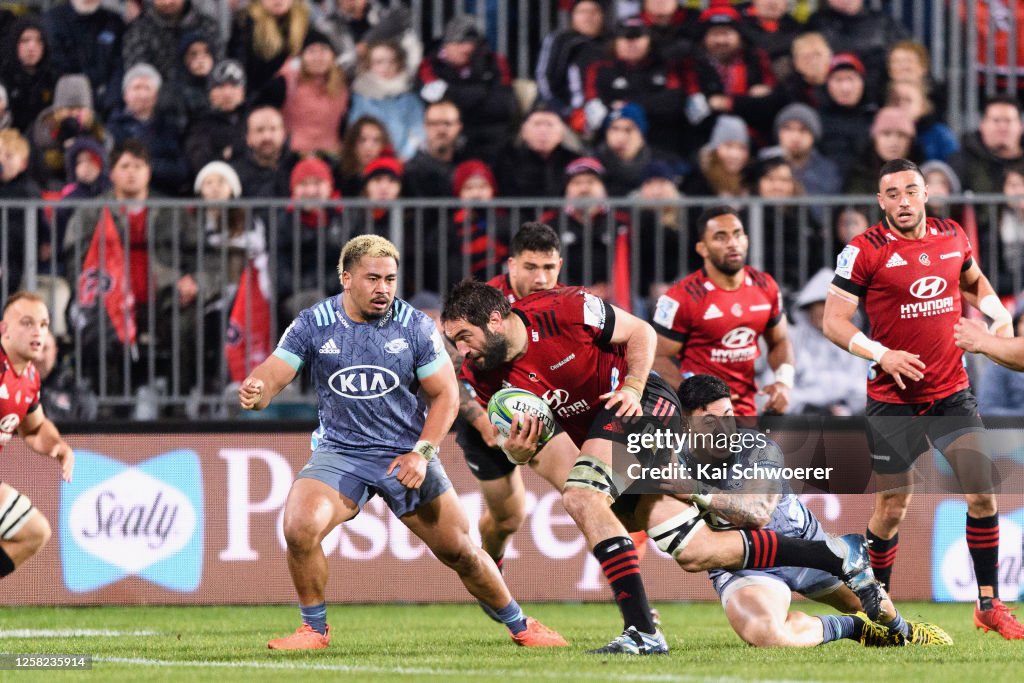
60;450;204;593
932;499;1023;602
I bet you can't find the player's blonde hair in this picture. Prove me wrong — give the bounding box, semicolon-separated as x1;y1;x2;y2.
338;235;401;275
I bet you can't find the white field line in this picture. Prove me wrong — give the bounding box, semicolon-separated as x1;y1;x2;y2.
0;629;159;638
94;656;823;683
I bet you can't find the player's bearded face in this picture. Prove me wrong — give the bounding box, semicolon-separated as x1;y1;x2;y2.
476;329;510;370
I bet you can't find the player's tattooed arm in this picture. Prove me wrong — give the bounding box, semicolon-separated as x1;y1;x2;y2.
702;491;781;529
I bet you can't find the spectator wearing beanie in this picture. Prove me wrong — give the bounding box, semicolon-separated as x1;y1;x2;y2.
279;28;350;156
177;32;216;123
806;0;909;103
494;101;578;198
193;160;262;295
844;106;921;195
30;74;108;191
1;16;59;132
539;157;634;308
576;17;686;154
449;159;510;287
920;159;962;221
417;15;518;162
818;52;877;177
45;0;126;115
184;59;249;175
228;0;311;102
106;63;189;196
278;156;343;316
123;0;223;110
774;103;842;197
348;39;424;160
682;115;750;199
682;6;777;147
631;159;684;306
595;102;685;197
53;137;112;268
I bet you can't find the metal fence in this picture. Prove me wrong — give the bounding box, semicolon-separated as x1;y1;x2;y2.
2;193;1021;417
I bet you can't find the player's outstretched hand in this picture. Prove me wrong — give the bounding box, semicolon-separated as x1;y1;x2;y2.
387;452;428;489
878;349;925;390
954;317;992;353
599;389;643;418
503;412;541;462
759;382;790;414
51;442;74;483
239;376;264;410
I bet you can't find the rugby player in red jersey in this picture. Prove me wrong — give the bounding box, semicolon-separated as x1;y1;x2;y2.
0;292;74;580
652;206;795;415
443;281;885;654
823;158;1024;639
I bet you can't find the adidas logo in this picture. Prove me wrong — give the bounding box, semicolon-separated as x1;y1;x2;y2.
703;304;723;320
885;252;908;268
318;338;341;354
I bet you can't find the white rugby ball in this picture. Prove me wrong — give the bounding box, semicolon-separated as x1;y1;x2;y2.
486;387;556;464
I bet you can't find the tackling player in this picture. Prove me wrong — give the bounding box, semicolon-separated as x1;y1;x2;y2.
676;374;951;648
443;281;883;655
653;206;794;415
0;292;74;580
239;236;566;650
823;158;1024;639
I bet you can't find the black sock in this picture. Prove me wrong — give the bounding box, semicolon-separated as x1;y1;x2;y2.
966;513;999;600
0;547;14;577
594;536;656;634
738;529;844;575
866;529;898;592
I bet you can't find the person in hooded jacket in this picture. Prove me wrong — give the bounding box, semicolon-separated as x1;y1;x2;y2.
1;16;58;132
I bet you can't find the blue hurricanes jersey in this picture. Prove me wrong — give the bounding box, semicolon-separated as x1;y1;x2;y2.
681;429;817;539
273;294;449;457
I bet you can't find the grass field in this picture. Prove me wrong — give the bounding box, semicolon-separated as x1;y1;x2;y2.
0;602;1021;682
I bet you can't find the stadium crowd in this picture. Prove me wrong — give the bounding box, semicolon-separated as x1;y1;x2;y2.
0;0;1023;417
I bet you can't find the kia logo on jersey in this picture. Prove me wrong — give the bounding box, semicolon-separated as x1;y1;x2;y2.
909;276;947;300
721;327;757;349
328;365;400;399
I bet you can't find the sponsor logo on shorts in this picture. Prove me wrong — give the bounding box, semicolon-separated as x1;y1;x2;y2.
60;450;204;593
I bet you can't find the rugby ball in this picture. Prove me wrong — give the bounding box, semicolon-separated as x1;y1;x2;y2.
487;387;556;464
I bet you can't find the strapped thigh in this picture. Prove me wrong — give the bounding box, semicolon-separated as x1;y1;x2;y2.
647;504;706;559
0;487;36;541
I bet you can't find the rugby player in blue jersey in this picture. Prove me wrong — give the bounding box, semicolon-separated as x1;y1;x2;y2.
239;235;567;650
675;374;951;648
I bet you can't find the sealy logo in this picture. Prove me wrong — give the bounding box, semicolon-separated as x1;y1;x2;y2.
384;338;409;354
909;276;947;299
60;450;203;593
329;365;400;399
721;327;757;349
